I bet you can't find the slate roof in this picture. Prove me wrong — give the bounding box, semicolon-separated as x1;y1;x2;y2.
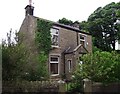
64;44;88;54
32;16;91;35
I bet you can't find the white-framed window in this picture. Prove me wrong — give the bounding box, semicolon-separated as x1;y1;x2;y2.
79;33;86;47
50;55;59;76
50;28;59;47
67;60;72;72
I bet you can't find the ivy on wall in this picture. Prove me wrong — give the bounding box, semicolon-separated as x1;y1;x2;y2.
35;19;52;80
35;19;52;55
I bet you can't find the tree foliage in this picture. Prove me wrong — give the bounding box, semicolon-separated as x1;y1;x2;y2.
2;30;28;81
79;21;89;32
86;2;120;51
35;19;52;54
58;18;73;26
74;51;120;84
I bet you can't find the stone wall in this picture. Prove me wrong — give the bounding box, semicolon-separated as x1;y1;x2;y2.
83;79;120;93
2;81;66;93
92;82;120;93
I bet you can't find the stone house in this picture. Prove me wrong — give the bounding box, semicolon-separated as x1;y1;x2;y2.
19;4;92;79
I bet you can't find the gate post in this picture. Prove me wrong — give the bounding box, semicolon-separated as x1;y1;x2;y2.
58;80;65;93
83;78;92;94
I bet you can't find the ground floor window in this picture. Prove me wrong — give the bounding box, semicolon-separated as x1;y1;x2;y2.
50;56;59;75
67;60;72;72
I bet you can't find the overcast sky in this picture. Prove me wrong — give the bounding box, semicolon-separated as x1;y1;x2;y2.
0;0;120;42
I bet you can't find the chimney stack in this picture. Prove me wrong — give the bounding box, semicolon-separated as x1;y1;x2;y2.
72;21;80;29
25;0;34;16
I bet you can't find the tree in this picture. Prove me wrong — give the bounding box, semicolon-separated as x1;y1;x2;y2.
2;30;28;81
86;2;120;51
2;29;48;81
79;21;89;32
58;18;73;26
73;51;120;84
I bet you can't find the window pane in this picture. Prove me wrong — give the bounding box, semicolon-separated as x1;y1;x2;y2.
50;28;59;35
51;35;58;46
68;60;72;72
80;35;84;40
80;41;85;46
51;28;59;47
51;57;58;62
50;63;58;74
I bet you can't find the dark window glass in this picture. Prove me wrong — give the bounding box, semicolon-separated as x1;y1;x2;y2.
80;35;84;40
51;57;58;61
50;63;58;74
80;41;85;46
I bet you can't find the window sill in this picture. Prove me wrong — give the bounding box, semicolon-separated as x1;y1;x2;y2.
51;74;59;76
51;46;61;49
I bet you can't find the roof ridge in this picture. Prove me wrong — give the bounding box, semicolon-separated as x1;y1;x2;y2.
30;15;91;35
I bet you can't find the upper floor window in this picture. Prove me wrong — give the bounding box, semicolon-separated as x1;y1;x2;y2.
50;28;59;47
79;34;86;47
